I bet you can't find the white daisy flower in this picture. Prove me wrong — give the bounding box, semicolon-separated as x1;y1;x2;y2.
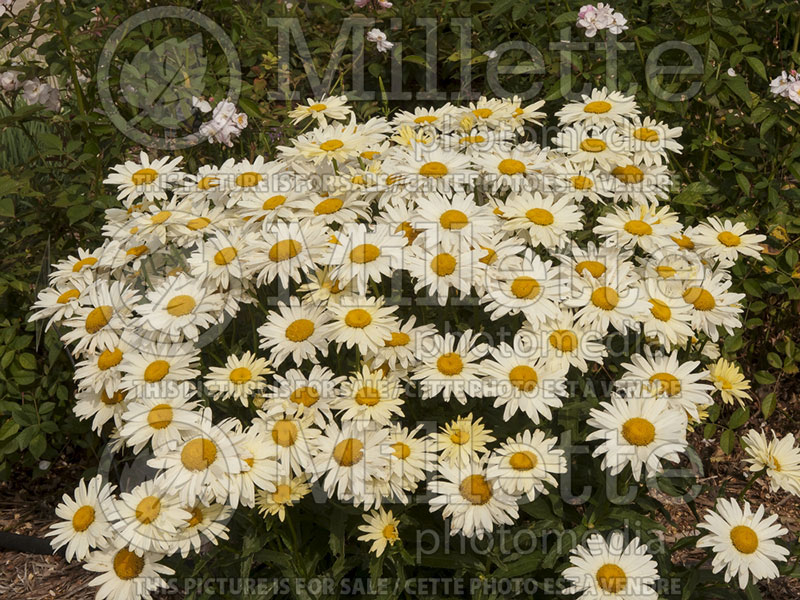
103;151;184;206
83;545;174;600
742;430;800;497
479;341;568;423
486;430;566;502
412;191;498;249
311;421;391;503
334;364;404;429
681;269;745;341
73;386;130;434
555;87;639;127
528;309;608;373
265;365;343;428
322;295;399;354
586;393;688;481
411;329;487;404
246;221;330;288
387;423;436;502
326;223;406;294
255;474;312;522
405;242;483;306
173;500;232;558
257;297;331;367
697;498;789;589
691;217;765;267
118;394;201;455
47;475;116;562
364;315;437;370
357;508;400;556
254;409;320;477
499;191;584;249
109;478;191;555
563;532;659;599
205;351;271;406
429;459;518;539
288;94;352;127
429;413;495;467
594;202;682;253
619;116;683;165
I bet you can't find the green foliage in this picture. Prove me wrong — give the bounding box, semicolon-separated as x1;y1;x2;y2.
1;0;799;597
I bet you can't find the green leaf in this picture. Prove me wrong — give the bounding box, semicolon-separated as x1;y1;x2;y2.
728;406;750;429
745;56;767;81
720;429;736;453
17;353;36;370
761;392;777;419
67;204;93;224
726;77;753;106
29;433;46;459
0;197;14;218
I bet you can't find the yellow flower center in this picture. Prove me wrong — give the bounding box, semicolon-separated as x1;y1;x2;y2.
509;365;538;392
419;161;448;178
57;289;80;303
135;495;161;524
309;103;327;111
509;451;537;471
97;348;123;370
147;403;173;429
350;243;381;264
450;429;470;444
187;216;211;231
319;139;344;152
314;197;343;215
101;390;126;405
72;256;97;272
290;386;319;407
85;305;112;334
384;332;411;347
649;372;682;396
72;505;95;532
672;234;695;250
166;295;195;317
575;260;606;278
649;299;672;321
361;150;379;160
269;239;302;262
472;108;493;119
549;329;578;352
439;209;469;230
214;246;238;265
591;286;619;310
286;318;315;342
459;474;492;505
382;523;399;541
131;168;157;185
229;367;252;384
414;115;438;124
344;308;372;328
634;127;659;142
683;287;716;311
392;441;411;459
273;484;293;504
186;506;204;528
624;219;653;236
612;165;644;184
150;210;171;224
730;525;759;554
355;386;381;406
584;100;612;114
113;548;144;580
437;352;463;376
621;417;656;446
596;564;627;593
525;208;554;226
571;175;594;190
126;244;148;257
717;231;741;247
498;158;526;175
459;135;486;144
580;138;607;152
144;360;170;383
262;195;287;210
181;438;218;471
333;438;364;466
235;171;262;187
272;420;299;447
197;176;219;190
510;276;540;299
656;265;677;278
479;246;497;265
430;253;457;276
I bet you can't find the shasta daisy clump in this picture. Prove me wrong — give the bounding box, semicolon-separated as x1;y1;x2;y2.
32;89;788;599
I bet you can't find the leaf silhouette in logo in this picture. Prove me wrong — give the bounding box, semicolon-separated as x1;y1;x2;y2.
119;33;207;128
